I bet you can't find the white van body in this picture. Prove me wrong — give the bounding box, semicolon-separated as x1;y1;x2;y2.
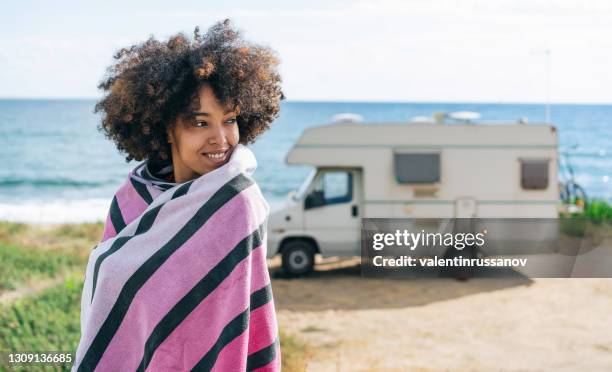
267;121;560;262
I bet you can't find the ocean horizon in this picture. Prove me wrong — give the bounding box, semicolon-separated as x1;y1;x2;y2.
1;99;610;223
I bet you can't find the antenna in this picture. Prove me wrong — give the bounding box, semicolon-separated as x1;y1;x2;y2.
544;49;551;124
530;49;552;123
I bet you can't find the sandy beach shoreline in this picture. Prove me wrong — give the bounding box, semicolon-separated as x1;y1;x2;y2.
269;257;612;371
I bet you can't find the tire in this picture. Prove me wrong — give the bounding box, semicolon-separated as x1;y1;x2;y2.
441;244;478;280
281;240;315;277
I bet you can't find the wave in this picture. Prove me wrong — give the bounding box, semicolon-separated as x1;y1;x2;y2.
0;194;287;224
0;199;111;223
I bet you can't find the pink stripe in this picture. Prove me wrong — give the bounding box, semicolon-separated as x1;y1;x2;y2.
210;330;248;372
101;213;116;242
115;180;150;227
97;187;268;371
145;245;270;371
208;307;279;372
247;301;278;354
251;353;280;372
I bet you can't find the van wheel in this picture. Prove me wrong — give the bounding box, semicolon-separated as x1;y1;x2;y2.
281;240;315;277
441;245;478;280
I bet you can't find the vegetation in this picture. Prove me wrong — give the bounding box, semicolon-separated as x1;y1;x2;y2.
0;222;308;371
0;276;82;371
561;198;612;223
0;222;100;292
583;199;612;223
560;198;612;236
0;243;81;291
280;329;313;372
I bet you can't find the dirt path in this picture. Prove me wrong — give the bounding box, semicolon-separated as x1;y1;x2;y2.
269;257;612;371
0;268;82;305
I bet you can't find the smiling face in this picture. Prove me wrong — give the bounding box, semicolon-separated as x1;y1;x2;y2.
167;83;240;183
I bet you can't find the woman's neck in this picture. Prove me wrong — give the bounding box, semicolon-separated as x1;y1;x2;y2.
170;152;200;183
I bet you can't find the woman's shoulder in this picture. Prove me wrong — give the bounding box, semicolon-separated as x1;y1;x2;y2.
231;177;270;217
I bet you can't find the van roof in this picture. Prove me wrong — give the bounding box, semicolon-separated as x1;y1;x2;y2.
286;122;557;165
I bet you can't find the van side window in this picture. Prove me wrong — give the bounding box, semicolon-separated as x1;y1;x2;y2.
305;171;353;209
323;171;352;203
394;152;440;184
520;159;549;190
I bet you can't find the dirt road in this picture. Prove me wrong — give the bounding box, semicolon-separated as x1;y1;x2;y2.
270;257;612;371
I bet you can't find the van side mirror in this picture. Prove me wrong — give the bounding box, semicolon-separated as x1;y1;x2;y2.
305;190;325;209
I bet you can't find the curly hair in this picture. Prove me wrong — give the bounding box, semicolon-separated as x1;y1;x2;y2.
95;19;284;162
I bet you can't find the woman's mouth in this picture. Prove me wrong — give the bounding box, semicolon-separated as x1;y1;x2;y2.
202;148;230;164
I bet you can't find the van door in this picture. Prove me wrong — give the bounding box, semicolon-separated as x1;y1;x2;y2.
455;197;477;218
303;168;362;256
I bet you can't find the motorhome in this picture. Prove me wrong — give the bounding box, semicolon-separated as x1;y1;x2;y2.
267;119;560;275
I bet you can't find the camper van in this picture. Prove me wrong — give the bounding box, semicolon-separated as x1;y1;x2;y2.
267;120;560;275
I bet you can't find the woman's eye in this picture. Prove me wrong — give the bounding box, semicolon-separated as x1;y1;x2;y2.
192;118;235;127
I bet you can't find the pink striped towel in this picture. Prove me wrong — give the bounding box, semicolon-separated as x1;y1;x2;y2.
72;144;280;371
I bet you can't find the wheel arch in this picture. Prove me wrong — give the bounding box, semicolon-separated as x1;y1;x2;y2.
278;236;320;254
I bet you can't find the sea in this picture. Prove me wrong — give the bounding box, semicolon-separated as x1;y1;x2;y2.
0;99;610;223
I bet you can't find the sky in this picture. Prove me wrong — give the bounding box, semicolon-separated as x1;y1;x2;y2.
1;0;612;103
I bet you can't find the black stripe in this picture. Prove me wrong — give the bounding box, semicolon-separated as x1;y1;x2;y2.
91;204;163;302
77;174;254;372
136;225;265;371
247;338;279;371
193;309;250;371
109;196;126;233
90;236;129;302
157;183;175;191
191;281;273;372
172;181;193;199
250;284;273;311
135;205;163;235
130;177;154;204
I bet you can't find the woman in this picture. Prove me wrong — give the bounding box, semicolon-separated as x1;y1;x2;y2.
73;19;284;371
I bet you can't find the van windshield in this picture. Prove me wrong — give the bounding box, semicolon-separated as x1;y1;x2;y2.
293;168;317;201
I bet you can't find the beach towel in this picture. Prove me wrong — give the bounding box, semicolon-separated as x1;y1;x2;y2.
72;144;280;372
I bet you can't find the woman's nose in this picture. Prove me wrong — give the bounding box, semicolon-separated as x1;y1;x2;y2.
208;124;226;145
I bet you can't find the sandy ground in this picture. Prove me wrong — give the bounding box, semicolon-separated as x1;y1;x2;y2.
269;254;612;371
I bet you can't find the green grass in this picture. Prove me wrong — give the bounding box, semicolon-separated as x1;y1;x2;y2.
0;243;82;292
0;276;309;371
560;199;612;236
0;221;310;370
0;222;103;259
0;222;102;293
585;199;612;223
0;276;82;371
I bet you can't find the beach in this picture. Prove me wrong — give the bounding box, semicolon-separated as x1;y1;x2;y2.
270;257;612;371
1;222;612;371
